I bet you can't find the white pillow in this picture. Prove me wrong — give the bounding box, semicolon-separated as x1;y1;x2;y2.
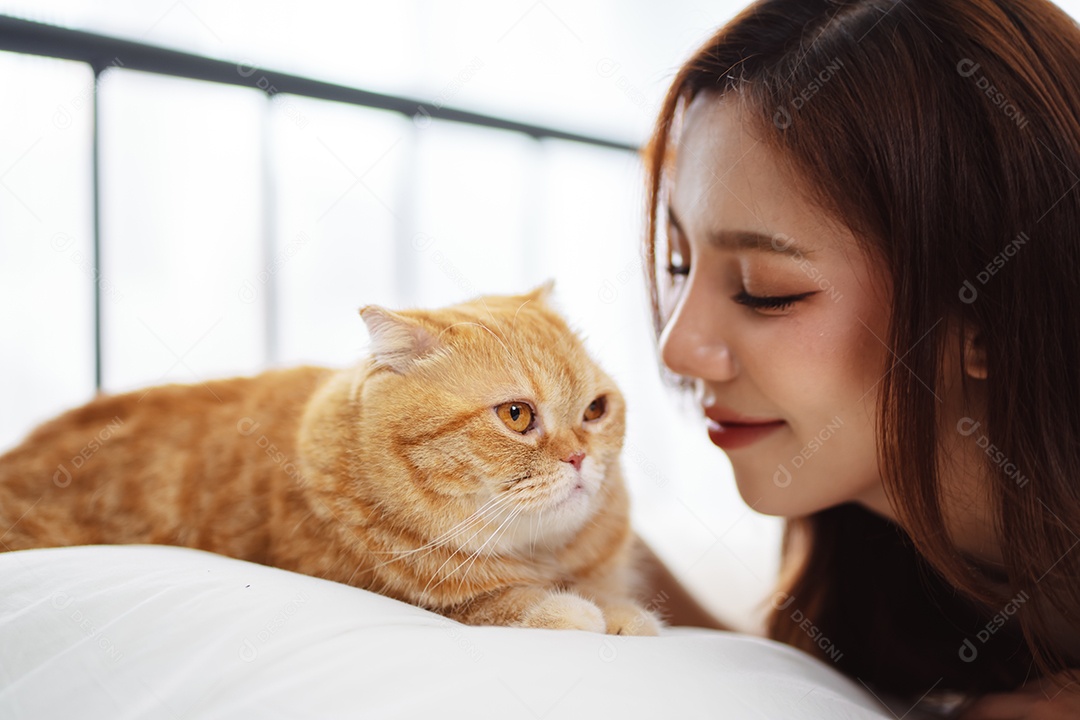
0;545;901;719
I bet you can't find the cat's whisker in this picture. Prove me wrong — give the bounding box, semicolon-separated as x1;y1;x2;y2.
419;497;521;591
365;509;492;561
414;493;519;550
367;493;509;558
347;494;520;590
362;493;517;573
476;296;524;353
347;498;516;589
476;296;501;330
415;492;528;589
524;500;537;557
529;511;536;552
531;507;545;555
449;502;526;592
430;499;524;596
510;298;532;331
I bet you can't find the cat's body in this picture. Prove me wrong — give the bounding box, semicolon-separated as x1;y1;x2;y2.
0;286;659;635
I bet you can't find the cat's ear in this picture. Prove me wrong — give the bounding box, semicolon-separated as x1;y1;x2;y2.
524;279;555;304
359;306;440;374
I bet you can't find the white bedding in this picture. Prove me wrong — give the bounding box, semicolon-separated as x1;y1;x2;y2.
0;545;903;719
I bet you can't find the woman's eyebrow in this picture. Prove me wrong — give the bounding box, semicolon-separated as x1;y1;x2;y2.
666;204;816;259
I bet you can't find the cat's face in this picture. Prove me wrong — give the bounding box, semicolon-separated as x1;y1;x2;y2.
360;285;627;552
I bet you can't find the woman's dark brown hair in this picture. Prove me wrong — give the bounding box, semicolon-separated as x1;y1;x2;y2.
643;0;1080;704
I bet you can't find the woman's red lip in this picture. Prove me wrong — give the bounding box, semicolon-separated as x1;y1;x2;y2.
706;419;785;450
706;419;785;429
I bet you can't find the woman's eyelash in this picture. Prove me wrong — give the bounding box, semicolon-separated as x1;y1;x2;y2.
734;290;814;311
664;262;812;312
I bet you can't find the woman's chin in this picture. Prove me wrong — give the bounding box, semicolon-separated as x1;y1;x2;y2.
730;469;832;518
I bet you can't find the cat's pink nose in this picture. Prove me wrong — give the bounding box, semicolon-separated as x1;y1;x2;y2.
563;452;585;471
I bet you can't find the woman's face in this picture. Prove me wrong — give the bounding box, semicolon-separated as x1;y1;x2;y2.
658;93;895;518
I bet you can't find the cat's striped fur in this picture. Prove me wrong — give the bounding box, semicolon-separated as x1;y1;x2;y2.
0;285;659;634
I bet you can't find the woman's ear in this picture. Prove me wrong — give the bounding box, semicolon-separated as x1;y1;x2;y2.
963;325;988;379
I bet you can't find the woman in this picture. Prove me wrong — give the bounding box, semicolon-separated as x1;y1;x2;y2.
636;0;1080;717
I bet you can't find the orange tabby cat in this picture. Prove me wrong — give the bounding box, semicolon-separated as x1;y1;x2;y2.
0;283;659;635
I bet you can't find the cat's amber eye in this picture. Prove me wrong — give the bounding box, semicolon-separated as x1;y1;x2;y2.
583;396;607;422
496;401;535;434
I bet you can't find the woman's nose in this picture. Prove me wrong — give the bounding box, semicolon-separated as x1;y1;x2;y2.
658;287;737;382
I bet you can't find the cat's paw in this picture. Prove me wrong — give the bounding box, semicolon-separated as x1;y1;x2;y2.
518;591;606;633
601;602;662;636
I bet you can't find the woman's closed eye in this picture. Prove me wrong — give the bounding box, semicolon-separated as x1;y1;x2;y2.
733;289;816;312
664;260;814;313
